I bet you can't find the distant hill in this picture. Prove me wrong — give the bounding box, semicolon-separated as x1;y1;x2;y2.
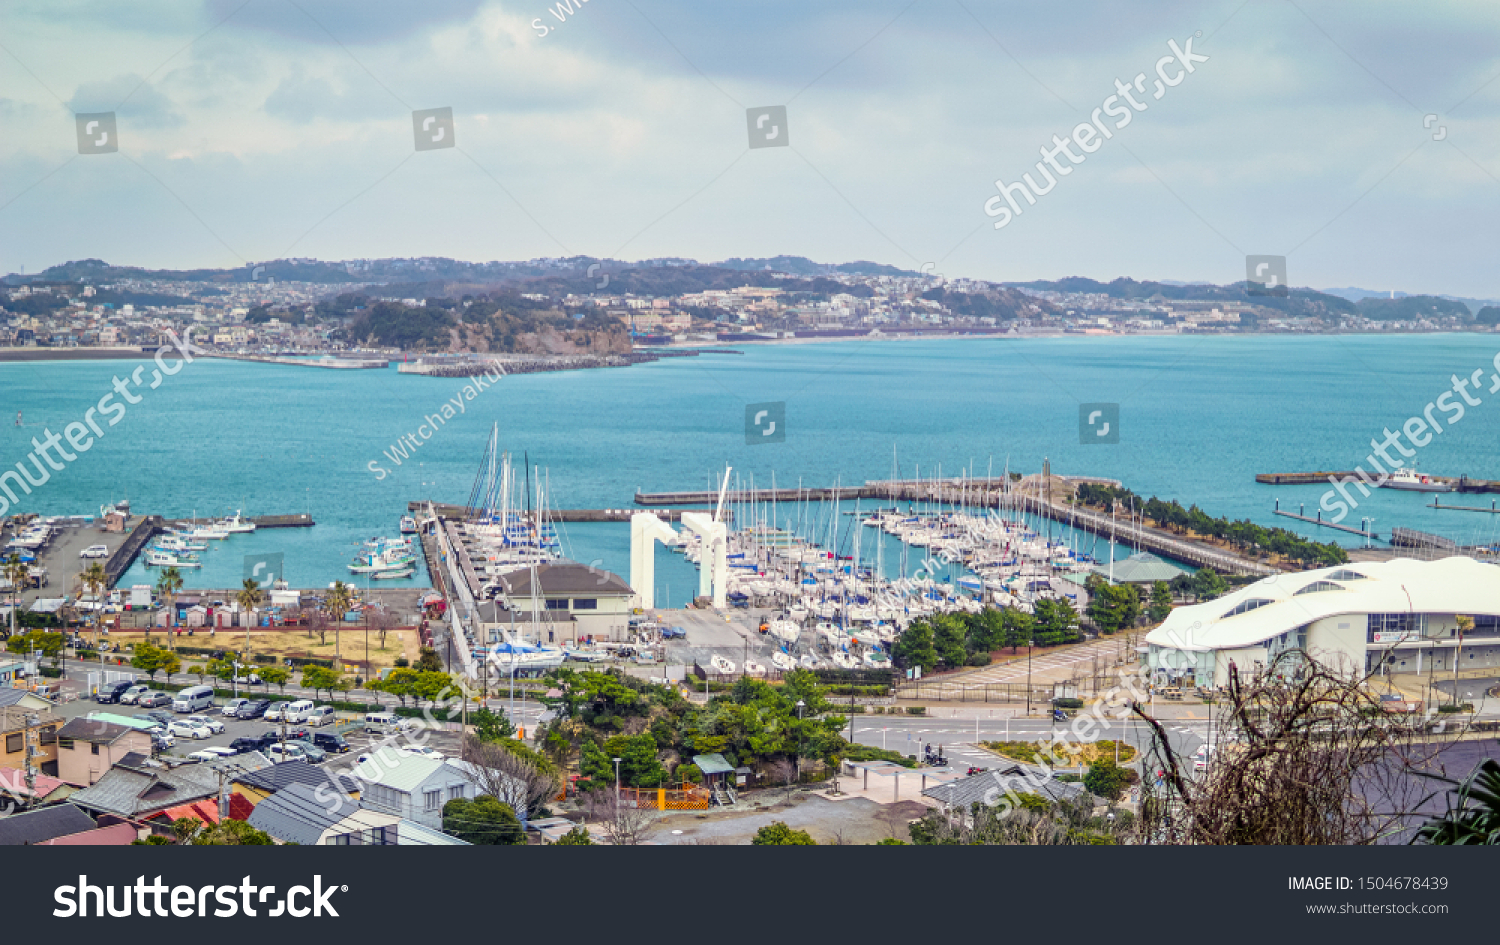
1008;276;1357;320
1354;295;1473;321
713;256;915;277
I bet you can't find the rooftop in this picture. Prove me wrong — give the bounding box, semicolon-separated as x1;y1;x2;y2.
491;561;633;598
0;803;96;846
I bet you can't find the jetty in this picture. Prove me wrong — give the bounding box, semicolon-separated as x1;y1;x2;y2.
204;354;390;369
1271;507;1377;538
1256;470;1499;493
1429;496;1500;513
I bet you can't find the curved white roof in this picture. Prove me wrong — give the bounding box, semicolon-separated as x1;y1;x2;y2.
1143;556;1500;652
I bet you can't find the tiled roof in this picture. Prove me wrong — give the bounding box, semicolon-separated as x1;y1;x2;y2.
233;759;355;796
0;803;96;846
56;716;134;745
492;562;633;597
245;782;362;845
67;764;218;818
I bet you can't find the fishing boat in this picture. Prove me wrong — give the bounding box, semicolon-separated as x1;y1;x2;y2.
370;567;416;580
153;535;208;553
215;510;257;533
348;546;417;574
399;515;417;534
186;524;229;540
145;549;201;568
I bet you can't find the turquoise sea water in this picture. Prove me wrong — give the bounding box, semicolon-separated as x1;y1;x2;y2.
3;333;1500;605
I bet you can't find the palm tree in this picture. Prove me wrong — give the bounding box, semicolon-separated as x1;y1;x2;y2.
236;576;262;658
2;553;28;640
324;580;353;668
80;562;108;648
154;566;183;647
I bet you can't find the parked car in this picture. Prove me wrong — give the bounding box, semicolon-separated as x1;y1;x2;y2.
167;719;209;739
263;728;309;744
79;544;109;558
137;691;173;708
118;684;152;705
152;734;175;752
221;698;251;718
186;747;239;763
95;680;136;704
285;739;326;763
228;737;267;754
187;714;225;734
283;699;315;724
139;710;176;726
311;732;350;754
236;700;271;720
304;706;336;727
263;703;288;722
400;745;445;761
265;743;307;763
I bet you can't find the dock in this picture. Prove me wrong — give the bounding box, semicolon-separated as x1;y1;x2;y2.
1256;470;1500;493
1271;508;1377;538
409;502;733;523
161;513;315;529
637;476;1274;576
204;354;390;369
1429;496;1500;513
1390;527;1459;553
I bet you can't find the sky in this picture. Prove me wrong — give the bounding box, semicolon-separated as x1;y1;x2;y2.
2;1;1500;296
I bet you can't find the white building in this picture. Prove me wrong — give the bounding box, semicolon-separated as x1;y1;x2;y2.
1143;556;1500;686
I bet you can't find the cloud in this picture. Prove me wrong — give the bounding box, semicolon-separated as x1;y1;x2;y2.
67;73;185;128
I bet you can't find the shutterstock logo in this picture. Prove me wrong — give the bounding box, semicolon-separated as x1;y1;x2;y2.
54;875;345;918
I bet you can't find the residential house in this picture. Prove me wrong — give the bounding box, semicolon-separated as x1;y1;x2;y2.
486;561;636;644
1;705;59;777
66;758;218;821
0;802;96;845
53;717;152;786
231;758;357;810
246;782;468;845
0;768;76;807
0;688;57;712
348;753;478;831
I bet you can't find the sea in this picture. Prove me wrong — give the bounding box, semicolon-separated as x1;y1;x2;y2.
3;332;1500;607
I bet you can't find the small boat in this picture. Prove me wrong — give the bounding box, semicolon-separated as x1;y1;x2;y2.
370;567;415;580
770;650;793;671
349;545;417;574
1379;467;1453;493
710;654;736;674
154;535;207;553
399;515;417;534
146;549;201;568
215;510;256;533
563;646;608;663
744;660;766;676
187;524;229;540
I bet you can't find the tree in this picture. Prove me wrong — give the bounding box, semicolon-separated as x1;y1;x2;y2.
188;664;207;686
158;651;182;685
1413;759;1500;845
154;566;183;646
1148;581;1173;623
300;665;344;702
1032;598;1081;646
7;630;65;661
259;665;291;695
554;825;594;845
80;561;108;646
752;822;816;845
1191;567;1229;602
3;553;30;639
366;605;397;650
583;788;656;845
168;817;275;845
236;578;263;629
1083;760;1128;802
416;647;443;672
1001;608;1034;652
443;795;525;845
131;642;169;680
323;582;353;653
892;620;938;673
463;735;561;822
473;706;516;743
931;614;968;669
369;667;419;707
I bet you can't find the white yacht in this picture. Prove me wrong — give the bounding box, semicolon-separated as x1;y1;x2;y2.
1379;467;1453;493
215;510;257;533
146;549;202;568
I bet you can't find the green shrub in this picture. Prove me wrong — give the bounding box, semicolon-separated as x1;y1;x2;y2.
905;706;926;716
676;763;703;783
752;822;816;845
1052;697;1084;710
966;652;992;667
1437;703;1473;714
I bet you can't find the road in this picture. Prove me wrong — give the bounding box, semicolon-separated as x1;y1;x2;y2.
846;712;1216;774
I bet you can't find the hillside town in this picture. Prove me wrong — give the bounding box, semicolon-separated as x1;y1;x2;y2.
2;257;1496;357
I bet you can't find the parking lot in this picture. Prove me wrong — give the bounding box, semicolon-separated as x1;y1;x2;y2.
46;688;466;771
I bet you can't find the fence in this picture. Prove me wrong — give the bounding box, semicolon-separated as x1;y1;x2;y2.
573;782;713;811
894;674;1124;704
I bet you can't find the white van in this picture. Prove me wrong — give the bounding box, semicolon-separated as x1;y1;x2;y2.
284;699;316;723
173;685;215;713
305;705;336;727
364;711;401;734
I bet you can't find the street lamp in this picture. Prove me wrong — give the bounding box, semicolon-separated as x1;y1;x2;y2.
795;699;805;782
